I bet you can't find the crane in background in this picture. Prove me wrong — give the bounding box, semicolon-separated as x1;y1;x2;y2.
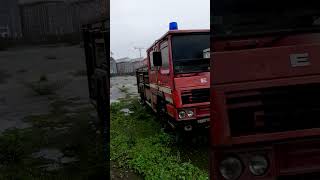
134;47;145;58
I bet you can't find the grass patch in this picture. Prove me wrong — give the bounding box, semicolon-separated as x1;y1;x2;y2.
111;99;209;180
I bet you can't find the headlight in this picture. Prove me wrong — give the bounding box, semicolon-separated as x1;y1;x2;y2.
249;155;269;176
219;157;243;180
178;111;186;119
186;110;194;117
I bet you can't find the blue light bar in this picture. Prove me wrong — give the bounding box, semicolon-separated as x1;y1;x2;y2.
169;22;178;30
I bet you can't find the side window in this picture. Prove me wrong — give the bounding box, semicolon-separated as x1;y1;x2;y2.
160;42;169;69
149;50;154;70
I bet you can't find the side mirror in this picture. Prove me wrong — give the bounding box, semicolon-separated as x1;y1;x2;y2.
203;48;210;59
153;52;162;66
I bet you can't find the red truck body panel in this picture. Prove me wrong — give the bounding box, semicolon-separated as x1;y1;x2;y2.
211;33;320;179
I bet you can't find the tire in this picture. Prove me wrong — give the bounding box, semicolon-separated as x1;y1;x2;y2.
157;97;171;132
174;130;185;144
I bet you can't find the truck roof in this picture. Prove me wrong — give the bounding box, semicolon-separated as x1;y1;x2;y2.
147;29;210;52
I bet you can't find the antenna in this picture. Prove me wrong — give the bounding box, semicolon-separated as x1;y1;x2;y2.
134;47;145;58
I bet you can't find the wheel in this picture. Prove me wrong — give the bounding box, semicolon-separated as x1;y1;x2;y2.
174;130;184;144
157;98;171;132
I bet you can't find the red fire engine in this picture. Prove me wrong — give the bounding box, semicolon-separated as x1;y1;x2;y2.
211;0;320;179
137;24;210;132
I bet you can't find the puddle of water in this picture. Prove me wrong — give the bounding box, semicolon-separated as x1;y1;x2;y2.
39;163;61;171
32;148;63;162
61;157;78;164
120;108;134;116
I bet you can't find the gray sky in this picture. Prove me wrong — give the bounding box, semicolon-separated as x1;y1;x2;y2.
111;0;210;59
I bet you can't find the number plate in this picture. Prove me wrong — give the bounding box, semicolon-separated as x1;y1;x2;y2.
197;118;210;124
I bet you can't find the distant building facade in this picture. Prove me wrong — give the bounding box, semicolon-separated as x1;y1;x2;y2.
116;62;134;75
132;57;144;71
0;0;22;38
19;0;102;41
110;57;117;75
114;57;145;75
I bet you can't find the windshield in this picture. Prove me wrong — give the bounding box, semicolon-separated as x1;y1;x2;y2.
171;33;210;74
212;0;320;37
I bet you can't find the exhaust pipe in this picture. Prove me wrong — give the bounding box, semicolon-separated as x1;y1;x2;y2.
184;125;192;131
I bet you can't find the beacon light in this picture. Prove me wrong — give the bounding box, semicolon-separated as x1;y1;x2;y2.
169;22;178;30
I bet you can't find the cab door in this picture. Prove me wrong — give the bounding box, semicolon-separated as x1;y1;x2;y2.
157;40;172;94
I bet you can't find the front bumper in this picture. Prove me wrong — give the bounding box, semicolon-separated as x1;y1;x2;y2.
211;137;320;180
169;117;210;131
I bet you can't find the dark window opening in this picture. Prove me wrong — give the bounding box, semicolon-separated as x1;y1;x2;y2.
212;0;320;38
171;33;210;74
160;42;169;69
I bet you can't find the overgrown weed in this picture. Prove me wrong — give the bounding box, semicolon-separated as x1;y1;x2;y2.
111;99;209;180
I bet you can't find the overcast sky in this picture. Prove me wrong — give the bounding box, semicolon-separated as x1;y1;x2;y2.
110;0;210;59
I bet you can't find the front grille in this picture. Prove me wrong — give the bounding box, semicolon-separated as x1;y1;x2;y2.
226;83;320;137
181;88;210;104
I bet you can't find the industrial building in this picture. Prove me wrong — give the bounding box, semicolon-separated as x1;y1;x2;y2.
110;57;117;75
112;57;144;75
132;57;144;71
19;0;102;41
0;0;22;38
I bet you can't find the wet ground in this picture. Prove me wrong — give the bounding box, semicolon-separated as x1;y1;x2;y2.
110;75;138;103
0;44;105;178
0;44;90;133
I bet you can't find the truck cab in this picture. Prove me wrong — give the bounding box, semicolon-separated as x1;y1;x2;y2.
211;0;320;179
137;29;210;132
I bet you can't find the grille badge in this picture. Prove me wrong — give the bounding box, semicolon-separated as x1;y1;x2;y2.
290;53;310;67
